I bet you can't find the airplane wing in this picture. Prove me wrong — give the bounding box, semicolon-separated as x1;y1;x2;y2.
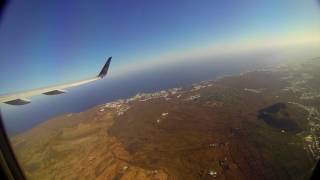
0;57;112;105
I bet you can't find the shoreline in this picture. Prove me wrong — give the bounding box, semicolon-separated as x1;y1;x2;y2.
10;63;283;139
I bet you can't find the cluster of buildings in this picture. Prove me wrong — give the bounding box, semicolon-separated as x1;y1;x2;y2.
300;92;320;100
104;100;124;109
184;94;201;101
307;136;320;160
281;73;308;94
191;81;214;91
244;88;262;94
191;84;207;91
208;170;217;177
129;91;167;102
282;81;307;93
281;72;320;101
307;119;320;160
103;100;130;116
126;87;183;102
281;71;320;159
101;87;184;116
100;81;217;117
288;102;320;160
155;112;169;124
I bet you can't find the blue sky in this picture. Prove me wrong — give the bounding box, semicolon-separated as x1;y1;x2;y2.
0;0;319;94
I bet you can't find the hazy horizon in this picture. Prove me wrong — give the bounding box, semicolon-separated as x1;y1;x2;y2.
0;0;320;94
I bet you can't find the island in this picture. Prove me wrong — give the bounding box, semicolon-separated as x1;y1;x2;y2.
10;57;320;180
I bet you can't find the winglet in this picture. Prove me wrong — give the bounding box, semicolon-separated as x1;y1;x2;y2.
98;57;112;78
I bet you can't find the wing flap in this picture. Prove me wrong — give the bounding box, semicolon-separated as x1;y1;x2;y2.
4;98;31;105
43;89;67;95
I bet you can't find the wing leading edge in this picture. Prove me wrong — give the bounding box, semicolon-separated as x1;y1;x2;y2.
0;57;112;105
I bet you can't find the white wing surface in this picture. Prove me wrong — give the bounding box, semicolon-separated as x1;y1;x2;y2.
0;57;112;105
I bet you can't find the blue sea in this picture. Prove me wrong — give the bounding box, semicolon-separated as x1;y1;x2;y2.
2;48;319;135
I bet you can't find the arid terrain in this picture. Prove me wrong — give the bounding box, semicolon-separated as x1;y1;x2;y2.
10;57;320;180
